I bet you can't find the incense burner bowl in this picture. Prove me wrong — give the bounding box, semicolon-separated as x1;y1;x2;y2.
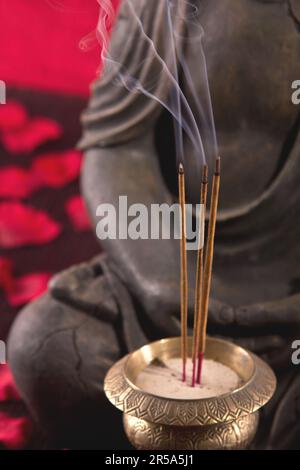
104;337;276;450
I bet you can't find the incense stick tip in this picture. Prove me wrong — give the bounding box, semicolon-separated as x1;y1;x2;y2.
178;162;184;174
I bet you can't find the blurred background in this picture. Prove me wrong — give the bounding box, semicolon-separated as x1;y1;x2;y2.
0;0;119;449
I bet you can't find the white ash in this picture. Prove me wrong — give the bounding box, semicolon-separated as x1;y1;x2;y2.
136;357;240;399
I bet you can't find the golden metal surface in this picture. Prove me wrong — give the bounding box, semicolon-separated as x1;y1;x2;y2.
104;337;276;450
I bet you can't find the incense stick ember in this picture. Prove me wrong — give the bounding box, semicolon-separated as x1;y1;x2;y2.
197;157;221;384
178;162;188;382
192;165;208;387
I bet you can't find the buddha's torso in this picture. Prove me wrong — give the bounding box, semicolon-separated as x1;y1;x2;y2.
82;0;300;306
182;0;300;212
178;0;300;304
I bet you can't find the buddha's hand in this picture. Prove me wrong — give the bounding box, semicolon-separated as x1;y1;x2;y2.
227;294;300;330
209;296;300;449
208;295;300;361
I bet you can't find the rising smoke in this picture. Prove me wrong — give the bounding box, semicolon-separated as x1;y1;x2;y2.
94;0;218;169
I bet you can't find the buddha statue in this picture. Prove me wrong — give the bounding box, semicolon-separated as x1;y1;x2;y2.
8;0;300;449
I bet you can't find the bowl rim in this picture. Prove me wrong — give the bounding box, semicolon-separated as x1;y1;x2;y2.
104;336;277;427
124;336;255;401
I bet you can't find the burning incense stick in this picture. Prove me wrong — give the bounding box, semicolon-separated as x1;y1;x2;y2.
191;165;208;387
178;162;188;382
197;157;221;384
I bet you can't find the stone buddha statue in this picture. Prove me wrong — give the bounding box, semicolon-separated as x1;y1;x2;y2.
8;0;300;449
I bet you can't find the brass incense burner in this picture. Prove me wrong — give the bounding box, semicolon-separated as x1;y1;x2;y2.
104;337;276;450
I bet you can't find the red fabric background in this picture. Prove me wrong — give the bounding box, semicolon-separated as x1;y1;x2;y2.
0;0;120;449
0;0;119;96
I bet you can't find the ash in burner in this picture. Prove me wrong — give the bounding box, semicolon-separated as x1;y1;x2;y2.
136;357;241;399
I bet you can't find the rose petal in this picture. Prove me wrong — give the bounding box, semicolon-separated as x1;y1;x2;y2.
0;365;20;402
65;195;90;231
0;101;28;132
0;150;82;198
0;257;13;292
31;150;82;188
2;117;62;154
0;256;50;306
0;367;34;450
0;167;32;198
0;202;61;248
7;273;51;307
0;411;33;450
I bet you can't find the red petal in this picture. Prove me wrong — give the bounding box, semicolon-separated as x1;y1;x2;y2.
0;411;33;450
7;272;51;307
0;167;32;198
65;195;90;231
0;151;82;199
0;101;28;132
0;366;33;449
31;150;82;188
0;202;61;248
0;257;14;292
0;365;20;402
1;117;62;154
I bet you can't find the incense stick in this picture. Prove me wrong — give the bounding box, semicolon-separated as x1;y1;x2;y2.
191;165;208;387
178;162;188;382
197;157;221;384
